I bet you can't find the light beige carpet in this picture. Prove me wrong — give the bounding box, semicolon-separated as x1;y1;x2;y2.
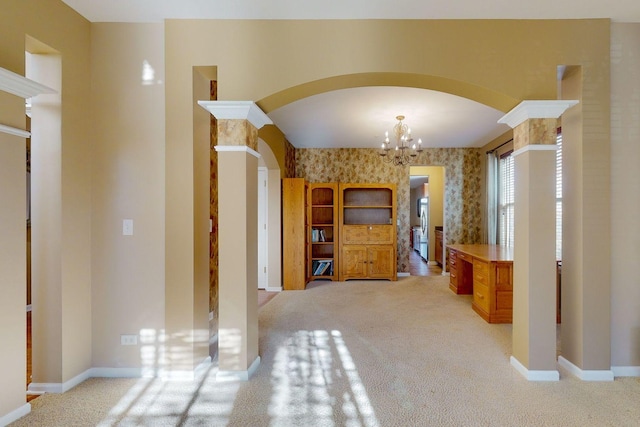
12;275;640;426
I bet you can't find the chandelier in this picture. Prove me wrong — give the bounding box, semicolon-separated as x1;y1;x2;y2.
379;115;423;165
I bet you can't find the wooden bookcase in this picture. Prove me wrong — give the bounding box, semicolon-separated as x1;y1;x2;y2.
338;183;397;281
307;183;338;281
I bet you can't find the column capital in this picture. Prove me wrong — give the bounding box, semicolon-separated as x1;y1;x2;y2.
498;100;578;129
198;100;273;130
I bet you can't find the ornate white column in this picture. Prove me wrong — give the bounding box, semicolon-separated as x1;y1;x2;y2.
198;101;272;380
498;100;577;381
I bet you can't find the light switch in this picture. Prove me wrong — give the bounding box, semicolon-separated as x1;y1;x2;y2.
123;219;134;236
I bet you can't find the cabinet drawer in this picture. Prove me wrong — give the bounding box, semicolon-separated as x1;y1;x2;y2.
449;267;458;286
458;251;471;263
473;260;490;285
342;225;393;244
449;250;457;268
474;282;490;313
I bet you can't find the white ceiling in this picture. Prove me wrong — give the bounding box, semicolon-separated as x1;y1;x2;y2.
61;0;640;149
269;87;510;149
62;1;640;23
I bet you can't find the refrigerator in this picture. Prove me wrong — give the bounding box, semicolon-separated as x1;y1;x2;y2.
418;198;429;260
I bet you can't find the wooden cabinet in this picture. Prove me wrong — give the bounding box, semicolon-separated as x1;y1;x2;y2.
284;180;397;287
282;178;308;290
308;183;338;282
339;183;397;281
447;244;514;323
471;258;513;323
448;247;473;294
435;228;444;267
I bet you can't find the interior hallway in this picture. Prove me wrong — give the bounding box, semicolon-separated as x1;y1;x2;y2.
409;247;443;276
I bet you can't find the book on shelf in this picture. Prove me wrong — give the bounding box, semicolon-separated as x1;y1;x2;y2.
312;259;333;276
312;228;326;243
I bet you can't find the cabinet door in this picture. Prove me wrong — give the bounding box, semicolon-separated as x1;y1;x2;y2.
342;246;367;278
368;246;395;278
368;225;394;244
283;178;307;290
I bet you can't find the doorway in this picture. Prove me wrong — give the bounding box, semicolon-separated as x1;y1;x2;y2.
409;166;445;276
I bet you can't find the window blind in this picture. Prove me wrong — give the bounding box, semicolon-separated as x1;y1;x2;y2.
556;131;562;261
499;152;514;248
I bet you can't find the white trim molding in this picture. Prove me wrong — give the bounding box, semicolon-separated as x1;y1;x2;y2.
510;356;560;381
214;145;261;159
611;366;640;377
0;123;30;138
0;66;56;99
266;286;282;292
512;144;558;158
198;100;273;130
498;100;579;129
0;403;31;426
558;356;614;381
28;368;91;394
216;356;261;382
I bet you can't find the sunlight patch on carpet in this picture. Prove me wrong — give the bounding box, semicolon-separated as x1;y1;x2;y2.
269;329;380;426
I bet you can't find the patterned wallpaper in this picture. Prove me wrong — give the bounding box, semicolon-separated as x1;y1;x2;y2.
209;81;219;335
296;148;482;273
284;139;296;178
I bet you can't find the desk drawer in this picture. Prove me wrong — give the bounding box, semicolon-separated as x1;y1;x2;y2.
458;251;471;263
449;267;458;287
473;260;490;285
449;249;457;268
474;282;490;313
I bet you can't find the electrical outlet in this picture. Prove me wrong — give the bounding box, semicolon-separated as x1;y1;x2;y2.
121;334;138;345
123;219;134;236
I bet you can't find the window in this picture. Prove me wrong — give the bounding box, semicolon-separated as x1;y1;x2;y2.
498;151;514;247
556;130;562;261
497;131;562;258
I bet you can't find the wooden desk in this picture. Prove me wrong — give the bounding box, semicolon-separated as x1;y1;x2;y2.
448;244;513;324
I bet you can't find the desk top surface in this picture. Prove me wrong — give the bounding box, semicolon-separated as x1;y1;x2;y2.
447;244;514;262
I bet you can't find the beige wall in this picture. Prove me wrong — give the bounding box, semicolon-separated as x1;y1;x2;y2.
610;23;640;369
1;1;92;419
0;130;27;417
90;23;166;370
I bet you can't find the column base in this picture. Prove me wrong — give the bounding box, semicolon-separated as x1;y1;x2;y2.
216;356;261;382
558;356;614;381
510;356;560;381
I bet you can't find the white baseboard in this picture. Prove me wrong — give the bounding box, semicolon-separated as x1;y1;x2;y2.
428;261;438;266
0;403;30;427
611;365;640;377
28;368;91;394
265;286;282;292
558;356;614;381
28;356;216;395
216;356;260;382
88;367;144;378
510;356;560;381
397;272;410;277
